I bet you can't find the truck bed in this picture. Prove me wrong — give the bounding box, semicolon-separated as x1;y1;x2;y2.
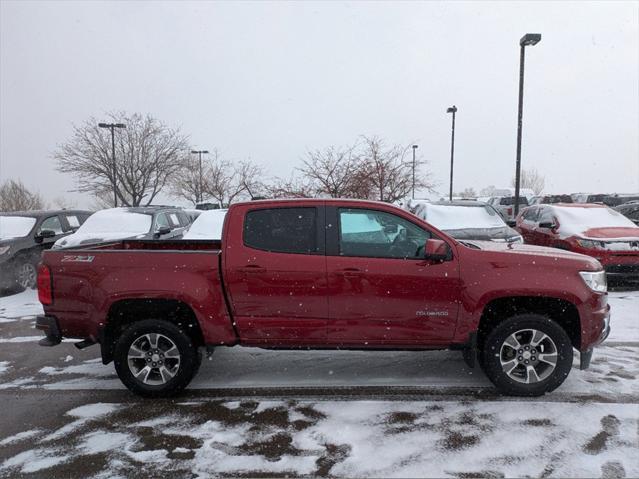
41;239;237;346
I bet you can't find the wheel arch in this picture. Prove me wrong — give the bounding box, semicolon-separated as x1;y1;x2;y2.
100;298;205;364
477;296;581;350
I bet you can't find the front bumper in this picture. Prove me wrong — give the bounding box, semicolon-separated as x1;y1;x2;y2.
35;315;62;346
580;307;610;370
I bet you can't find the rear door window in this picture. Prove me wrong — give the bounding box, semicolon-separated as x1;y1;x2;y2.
177;212;190;226
244;207;318;254
168;213;181;228
63;214;81;230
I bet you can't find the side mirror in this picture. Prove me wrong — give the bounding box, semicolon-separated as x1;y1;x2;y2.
506;220;516;227
424;238;450;261
154;226;172;238
34;229;56;243
383;224;398;234
538;222;556;229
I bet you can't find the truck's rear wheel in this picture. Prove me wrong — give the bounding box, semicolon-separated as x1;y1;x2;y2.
480;314;573;396
113;319;201;397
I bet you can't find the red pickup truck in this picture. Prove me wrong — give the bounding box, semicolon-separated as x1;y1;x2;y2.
36;199;610;397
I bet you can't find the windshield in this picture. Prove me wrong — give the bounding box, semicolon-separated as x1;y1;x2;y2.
420;204;506;230
0;216;37;240
183;209;227;240
553;206;638;235
75;209;152;235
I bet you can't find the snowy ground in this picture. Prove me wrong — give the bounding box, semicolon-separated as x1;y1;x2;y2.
0;289;637;477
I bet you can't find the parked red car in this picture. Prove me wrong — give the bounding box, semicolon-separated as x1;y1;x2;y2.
36;199;610;397
516;203;639;282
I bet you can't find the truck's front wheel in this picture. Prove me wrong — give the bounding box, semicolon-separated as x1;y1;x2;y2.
480;314;573;396
113;319;201;397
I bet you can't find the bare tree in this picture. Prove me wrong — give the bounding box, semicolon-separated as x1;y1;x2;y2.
54;112;189;206
358;136;434;203
236;159;265;200
298;145;362;198
458;187;477;199
51;196;77;209
511;168;545;195
480;185;497;196
0;179;44;211
170;154;207;206
265;175;315;198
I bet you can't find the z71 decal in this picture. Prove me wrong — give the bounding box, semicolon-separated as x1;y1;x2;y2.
61;255;95;263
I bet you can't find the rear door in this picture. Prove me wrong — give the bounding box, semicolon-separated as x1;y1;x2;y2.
325;206;460;345
224;204;328;344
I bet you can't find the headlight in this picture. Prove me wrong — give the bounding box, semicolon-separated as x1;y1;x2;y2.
576;239;604;249
579;271;607;293
0;246;10;255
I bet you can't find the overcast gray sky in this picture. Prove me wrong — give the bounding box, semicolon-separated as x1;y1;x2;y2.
1;0;638;208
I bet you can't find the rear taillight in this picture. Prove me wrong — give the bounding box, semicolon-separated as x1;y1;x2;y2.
37;264;52;305
507;207;513;216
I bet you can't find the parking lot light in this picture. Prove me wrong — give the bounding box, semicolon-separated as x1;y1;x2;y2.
514;33;542;216
411;145;418;199
98;122;127;207
446;106;457;202
191;150;210;204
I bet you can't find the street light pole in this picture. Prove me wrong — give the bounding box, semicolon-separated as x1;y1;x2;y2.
98;122;126;207
411;145;418;199
191;150;209;203
446;106;457;201
514;33;541;216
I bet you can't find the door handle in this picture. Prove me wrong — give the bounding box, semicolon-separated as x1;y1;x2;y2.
337;268;362;278
239;265;266;274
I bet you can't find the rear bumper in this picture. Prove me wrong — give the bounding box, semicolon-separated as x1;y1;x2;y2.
35;315;62;346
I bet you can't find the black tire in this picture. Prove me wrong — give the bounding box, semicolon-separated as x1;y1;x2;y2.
480;314;573;397
113;319;201;398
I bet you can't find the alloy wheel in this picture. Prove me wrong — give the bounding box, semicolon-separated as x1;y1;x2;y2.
16;263;37;289
499;328;558;384
127;333;181;385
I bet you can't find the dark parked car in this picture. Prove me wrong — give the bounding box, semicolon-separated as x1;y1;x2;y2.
412;200;523;243
615;202;639;226
52;206;193;249
0;209;92;289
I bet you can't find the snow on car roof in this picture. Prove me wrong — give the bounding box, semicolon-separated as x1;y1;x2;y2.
550;204;638;236
183;209;227;240
74;208;153;234
416;203;506;230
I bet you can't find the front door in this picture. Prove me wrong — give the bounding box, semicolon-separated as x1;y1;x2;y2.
326;207;461;346
224;205;328;345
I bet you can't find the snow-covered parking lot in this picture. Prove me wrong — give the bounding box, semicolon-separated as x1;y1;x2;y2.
0;289;637;477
